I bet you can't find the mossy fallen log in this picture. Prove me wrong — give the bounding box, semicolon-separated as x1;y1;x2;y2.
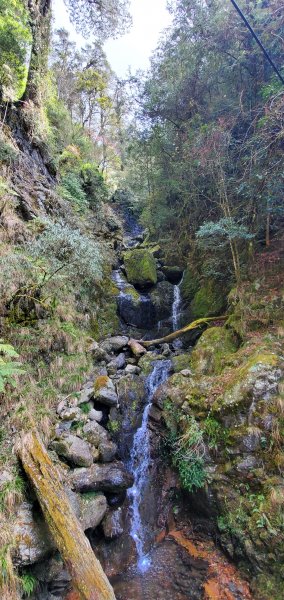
17;431;116;600
139;316;227;348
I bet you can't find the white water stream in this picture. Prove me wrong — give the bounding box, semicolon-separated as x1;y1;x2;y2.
128;360;172;573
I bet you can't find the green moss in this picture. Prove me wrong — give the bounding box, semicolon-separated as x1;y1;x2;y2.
180;266;199;302
172;353;191;372
190;326;237;375
124;286;141;303
123;248;157;288
190;281;226;319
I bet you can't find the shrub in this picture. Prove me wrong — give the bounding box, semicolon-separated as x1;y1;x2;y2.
58;172;88;212
0;339;25;392
171;416;207;492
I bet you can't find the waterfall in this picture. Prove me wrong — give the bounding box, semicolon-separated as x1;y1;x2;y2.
172;283;182;331
172;275;183;349
128;360;172;573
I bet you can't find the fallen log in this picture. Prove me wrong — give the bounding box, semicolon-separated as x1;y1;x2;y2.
139;316;227;348
128;337;147;356
17;431;116;600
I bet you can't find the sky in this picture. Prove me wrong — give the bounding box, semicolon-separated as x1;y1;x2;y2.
53;0;172;77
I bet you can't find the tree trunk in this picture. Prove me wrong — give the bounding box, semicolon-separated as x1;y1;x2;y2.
138;316;227;348
24;0;52;104
17;431;116;600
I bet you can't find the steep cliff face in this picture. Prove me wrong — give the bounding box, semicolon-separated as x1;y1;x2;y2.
158;276;284;599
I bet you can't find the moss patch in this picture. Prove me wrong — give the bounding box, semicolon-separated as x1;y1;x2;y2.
190;281;226;319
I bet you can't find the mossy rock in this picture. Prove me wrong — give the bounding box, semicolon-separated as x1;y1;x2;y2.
190;281;227;319
190;327;237;375
180;267;200;303
123;248;157;288
172;353;191;373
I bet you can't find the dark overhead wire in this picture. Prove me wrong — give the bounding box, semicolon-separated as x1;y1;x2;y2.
229;0;284;85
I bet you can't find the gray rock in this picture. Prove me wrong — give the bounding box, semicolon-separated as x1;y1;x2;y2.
59;406;82;421
14;502;55;566
90;341;108;362
77;382;94;405
101;336;129;353
107;352;126;374
236;455;260;472
180;369;192;377
102;508;123;540
99;440;117;462
50;434;93;467
125;364;141;375
88;408;103;422
69;462;134;493
95;387;118;407
83;421;108;446
79;493;107;530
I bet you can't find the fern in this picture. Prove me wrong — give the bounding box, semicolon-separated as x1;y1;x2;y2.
0;340;25;392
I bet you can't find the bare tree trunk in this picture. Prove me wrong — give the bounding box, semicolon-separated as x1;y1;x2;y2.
17;431;116;600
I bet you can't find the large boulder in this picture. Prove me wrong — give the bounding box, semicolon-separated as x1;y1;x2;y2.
150;280;174;321
190;280;227;319
50;434;93;467
180;266;199;303
69;462;134;493
123;248;157;289
117;286;156;329
100;336;129;353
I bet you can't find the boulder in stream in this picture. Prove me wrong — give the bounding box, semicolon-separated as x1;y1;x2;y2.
123;248;157;288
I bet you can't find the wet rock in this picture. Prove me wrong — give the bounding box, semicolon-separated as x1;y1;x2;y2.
14;502;55;566
50;434;93;467
102;508;124;540
150;281;174;321
101;336;129;353
32;555;71;598
161;265;183;284
79;493;107;530
69;462;134;493
118;288;156;329
94;374;118;406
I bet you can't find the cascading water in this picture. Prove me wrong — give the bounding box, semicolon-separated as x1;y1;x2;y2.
172;283;182;331
128;359;172;573
172;275;183;349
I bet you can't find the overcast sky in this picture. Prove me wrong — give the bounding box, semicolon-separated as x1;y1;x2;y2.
53;0;172;77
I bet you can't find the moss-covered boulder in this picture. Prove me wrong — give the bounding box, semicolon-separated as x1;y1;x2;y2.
123;248;157;289
180;266;199;303
190;327;237;375
190;281;227;319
